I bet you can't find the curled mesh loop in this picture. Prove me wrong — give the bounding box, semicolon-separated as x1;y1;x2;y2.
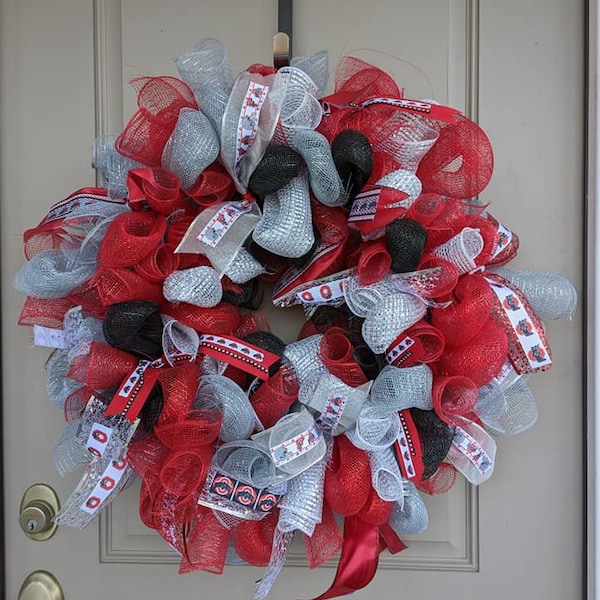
162;108;220;191
431;227;483;275
489;267;578;320
410;408;455;480
277;440;330;536
377;169;422;206
290;51;329;97
361;293;428;354
346;404;400;451
479;378;538;436
343;276;399;318
388;481;429;535
163;266;223;307
224;247;265;284
14;249;97;299
248;145;304;197
53;420;92;476
277;67;322;131
93;135;144;199
46;350;82;411
386;218;428;274
252;173;314;258
214;440;276;488
283;334;327;387
286;128;346;206
369;447;404;502
195;374;256;443
161;315;200;363
370;365;433;412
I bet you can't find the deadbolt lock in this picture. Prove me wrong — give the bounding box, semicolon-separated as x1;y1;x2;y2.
19;484;60;541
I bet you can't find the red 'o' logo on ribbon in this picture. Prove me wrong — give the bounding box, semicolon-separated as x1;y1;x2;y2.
301;291;314;302
112;459;127;471
86;496;101;510
257;493;278;512
100;476;116;491
87;446;102;458
92;429;108;444
234;485;258;506
211;476;234;497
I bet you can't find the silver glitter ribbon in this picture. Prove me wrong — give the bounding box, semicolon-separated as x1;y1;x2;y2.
224;247;265;284
163;265;223;307
376;168;423;207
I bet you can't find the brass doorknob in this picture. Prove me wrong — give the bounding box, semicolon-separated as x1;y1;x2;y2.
18;571;64;600
19;484;60;541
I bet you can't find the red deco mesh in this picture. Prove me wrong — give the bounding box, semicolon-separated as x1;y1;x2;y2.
86;267;164;309
231;511;278;567
130;168;186;214
432;375;478;425
324;435;371;516
416;462;458;495
162;301;241;335
159;447;213;498
402;320;446;364
470;215;498;267
357;487;394;526
179;508;230;575
18;296;72;328
354;238;392;286
421;198;474;250
417;116;494;199
155;363;203;426
304;502;343;569
63;386;95;422
406;193;446;228
417;255;459;298
23;227;68;261
134;243;181;282
436;317;508;387
319;328;368;388
368;151;402;184
431;274;494;346
250;365;299;429
97;211;167;268
187;162;237;208
68;341;136;390
116;76;197;167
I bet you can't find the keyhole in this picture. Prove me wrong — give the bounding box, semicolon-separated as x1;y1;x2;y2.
27;519;38;531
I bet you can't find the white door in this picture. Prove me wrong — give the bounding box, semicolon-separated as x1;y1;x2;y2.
1;0;584;598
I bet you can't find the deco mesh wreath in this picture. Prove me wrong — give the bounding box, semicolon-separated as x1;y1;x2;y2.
14;38;577;599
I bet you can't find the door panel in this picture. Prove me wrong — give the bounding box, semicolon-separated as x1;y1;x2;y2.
1;0;583;598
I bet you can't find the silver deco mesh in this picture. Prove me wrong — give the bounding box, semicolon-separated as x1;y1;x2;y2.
53;420;91;476
376;169;423;207
343;275;400;318
224;247;265;284
46;349;82;411
93;135;144;199
161;315;200;363
163;265;223;307
276;67;322;132
252;172;315;258
477;378;538;436
282;334;327;388
346;403;400;451
361;293;428;354
489;267;578;320
374;113;439;173
277;436;331;536
290;51;329;97
162;107;220;191
431;227;484;275
370;365;433;412
388;481;429;535
175;37;233;131
285;128;346;206
369;446;405;502
64;307;106;362
14;248;97;299
297;371;367;435
195;374;256;443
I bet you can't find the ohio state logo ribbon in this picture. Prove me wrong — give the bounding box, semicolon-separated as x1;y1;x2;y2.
198;334;280;380
394;410;424;482
104;353;193;422
81;458;129;515
485;273;552;374
348;186;409;235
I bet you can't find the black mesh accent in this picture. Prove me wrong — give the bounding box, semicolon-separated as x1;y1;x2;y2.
103;300;163;359
386;218;428;273
222;278;264;310
243;331;286;375
248;145;304;197
353;344;385;380
409;408;455;480
139;385;164;433
331;129;374;202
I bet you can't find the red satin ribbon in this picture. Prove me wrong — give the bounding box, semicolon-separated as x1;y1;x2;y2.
308;516;406;600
